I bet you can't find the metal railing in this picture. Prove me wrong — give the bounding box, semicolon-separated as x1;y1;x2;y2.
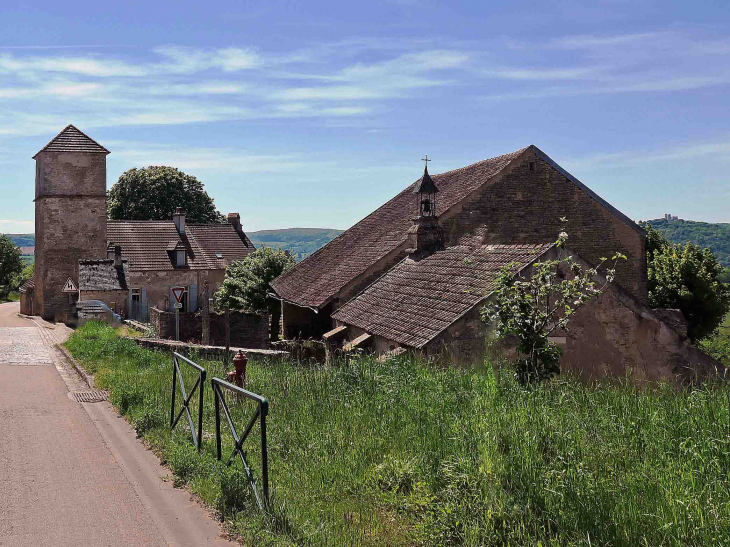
170;352;206;451
212;377;269;509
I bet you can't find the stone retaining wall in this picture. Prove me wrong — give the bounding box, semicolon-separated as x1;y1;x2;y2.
150;307;269;349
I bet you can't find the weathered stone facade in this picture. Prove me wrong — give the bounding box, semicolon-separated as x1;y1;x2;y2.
440;151;648;304
34;151;108;322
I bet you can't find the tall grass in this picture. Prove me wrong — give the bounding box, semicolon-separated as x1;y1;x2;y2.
66;321;730;546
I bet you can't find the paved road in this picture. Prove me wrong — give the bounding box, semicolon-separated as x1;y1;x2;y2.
0;302;234;547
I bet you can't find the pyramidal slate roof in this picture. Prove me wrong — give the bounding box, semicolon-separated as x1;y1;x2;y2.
33;124;110;158
271;145;643;310
332;243;555;348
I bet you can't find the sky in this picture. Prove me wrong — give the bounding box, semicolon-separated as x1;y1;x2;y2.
0;0;728;234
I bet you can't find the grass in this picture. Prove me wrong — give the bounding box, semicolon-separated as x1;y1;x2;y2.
66;321;730;546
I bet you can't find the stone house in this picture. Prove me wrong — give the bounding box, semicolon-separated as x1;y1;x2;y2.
20;124;255;322
106;209;254;319
272;145;718;380
77;246;130;315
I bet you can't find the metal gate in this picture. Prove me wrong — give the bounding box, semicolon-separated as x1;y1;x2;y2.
129;300;149;322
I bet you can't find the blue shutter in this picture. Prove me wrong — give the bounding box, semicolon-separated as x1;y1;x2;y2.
189;284;197;312
169;287;174;311
141;287;146;305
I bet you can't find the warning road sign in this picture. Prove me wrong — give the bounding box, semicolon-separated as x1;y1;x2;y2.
172;287;185;303
62;278;78;293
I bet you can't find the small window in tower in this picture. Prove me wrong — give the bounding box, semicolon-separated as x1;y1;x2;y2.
528;161;536;172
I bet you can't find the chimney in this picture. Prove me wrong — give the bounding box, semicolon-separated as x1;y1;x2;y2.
228;212;242;233
173;207;186;235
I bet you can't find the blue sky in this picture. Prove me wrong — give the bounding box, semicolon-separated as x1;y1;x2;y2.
1;0;728;233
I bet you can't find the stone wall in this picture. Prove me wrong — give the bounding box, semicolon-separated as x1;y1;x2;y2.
150;307;269;349
34;150;107;322
20;288;34;316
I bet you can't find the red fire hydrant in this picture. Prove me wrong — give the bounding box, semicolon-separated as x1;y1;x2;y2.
227;350;248;388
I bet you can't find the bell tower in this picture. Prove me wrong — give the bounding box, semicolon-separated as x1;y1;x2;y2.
407;155;445;260
33;125;110;322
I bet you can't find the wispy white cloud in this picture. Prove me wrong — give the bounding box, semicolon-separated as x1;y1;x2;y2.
564;140;730;171
0;219;34;233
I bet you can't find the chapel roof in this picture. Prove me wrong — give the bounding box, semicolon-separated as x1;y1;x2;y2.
33;124;110;158
106;221;255;271
331;243;554;349
272;144;641;310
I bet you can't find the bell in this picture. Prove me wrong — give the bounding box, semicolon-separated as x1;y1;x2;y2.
423;200;431;214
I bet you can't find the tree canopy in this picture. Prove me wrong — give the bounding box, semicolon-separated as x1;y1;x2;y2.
0;235;24;297
643;218;730;268
107;166;224;223
215;247;295;313
646;224;730;341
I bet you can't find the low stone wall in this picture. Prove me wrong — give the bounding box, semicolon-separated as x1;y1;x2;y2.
128;337;288;361
150;307;269;349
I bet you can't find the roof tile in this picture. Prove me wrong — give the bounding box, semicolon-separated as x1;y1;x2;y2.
34;125;110;158
332;243;554;349
272;147;529;308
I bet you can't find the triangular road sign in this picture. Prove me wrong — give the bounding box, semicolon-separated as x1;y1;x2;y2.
62;277;78;293
172;287;185;303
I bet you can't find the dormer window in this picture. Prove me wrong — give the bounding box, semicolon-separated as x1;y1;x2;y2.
215;252;223;259
176;250;186;267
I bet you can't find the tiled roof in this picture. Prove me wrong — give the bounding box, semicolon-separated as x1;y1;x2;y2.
332;243;554;349
107;221;255;271
19;275;35;293
79;259;130;291
33;124;110;158
272;147;529;308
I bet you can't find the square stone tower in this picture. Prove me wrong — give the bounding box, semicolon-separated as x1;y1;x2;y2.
33;125;110;322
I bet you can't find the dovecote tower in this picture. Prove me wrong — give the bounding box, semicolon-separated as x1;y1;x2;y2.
33;125;110;322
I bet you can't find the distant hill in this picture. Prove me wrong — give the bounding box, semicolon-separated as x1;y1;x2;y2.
248;228;343;260
5;233;34;247
644;219;730;268
4;230;343;263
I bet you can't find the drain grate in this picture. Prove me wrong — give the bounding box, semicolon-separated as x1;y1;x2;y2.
71;390;108;403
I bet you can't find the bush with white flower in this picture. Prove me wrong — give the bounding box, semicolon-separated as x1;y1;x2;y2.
481;218;626;383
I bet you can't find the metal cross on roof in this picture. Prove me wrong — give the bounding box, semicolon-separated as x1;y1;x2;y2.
422;154;431;166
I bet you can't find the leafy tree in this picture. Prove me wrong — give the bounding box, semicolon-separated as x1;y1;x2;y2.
0;235;24;298
215;247;295;340
108;166;224;223
481;224;625;383
645;224;730;341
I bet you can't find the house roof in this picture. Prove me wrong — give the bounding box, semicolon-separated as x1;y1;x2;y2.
33;124;110;158
271;145;643;310
79;259;130;291
331;243;554;349
19;275;35;293
106;221;255;271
